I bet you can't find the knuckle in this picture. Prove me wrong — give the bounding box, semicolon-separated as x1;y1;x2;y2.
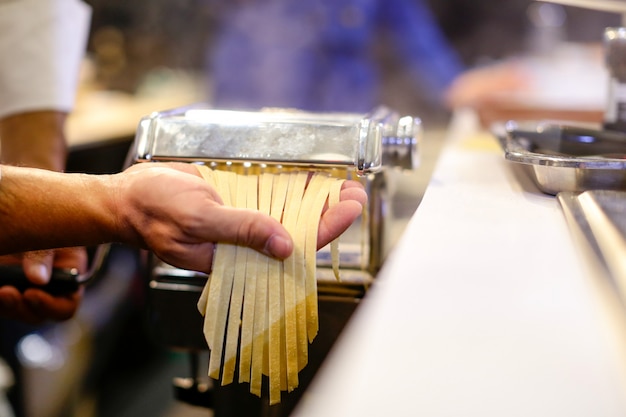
236;211;263;248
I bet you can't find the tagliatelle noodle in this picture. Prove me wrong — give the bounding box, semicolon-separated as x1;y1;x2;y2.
292;173;326;368
194;166;349;405
267;172;290;404
207;170;238;379
195;164;216;315
239;174;260;384
249;172;273;396
281;171;308;391
302;175;335;341
221;173;254;385
328;179;343;281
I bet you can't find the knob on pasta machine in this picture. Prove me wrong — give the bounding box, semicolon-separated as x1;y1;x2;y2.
379;112;421;171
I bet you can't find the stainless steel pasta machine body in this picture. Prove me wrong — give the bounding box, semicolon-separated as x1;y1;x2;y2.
127;104;421;415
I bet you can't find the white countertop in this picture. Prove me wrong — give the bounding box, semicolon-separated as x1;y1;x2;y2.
293;110;626;416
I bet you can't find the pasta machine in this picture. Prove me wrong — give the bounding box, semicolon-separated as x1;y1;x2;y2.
126;104;421;416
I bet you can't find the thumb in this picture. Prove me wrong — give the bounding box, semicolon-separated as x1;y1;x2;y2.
22;251;54;285
200;206;293;259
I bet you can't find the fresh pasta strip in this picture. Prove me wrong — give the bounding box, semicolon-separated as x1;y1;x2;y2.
302;175;333;341
207;171;238;379
239;174;260;384
195;164;215;187
196;166;351;405
221;174;253;384
195;164;217;315
197;165;225;341
281;172;308;391
197;279;210;318
249;173;273;396
328;179;343;281
267;172;290;405
292;173;327;368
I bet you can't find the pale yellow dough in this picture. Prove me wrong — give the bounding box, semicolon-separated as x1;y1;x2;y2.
194;166;346;405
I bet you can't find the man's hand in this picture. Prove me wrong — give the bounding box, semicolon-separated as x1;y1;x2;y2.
115;163;368;274
0;161;367;323
0;248;87;324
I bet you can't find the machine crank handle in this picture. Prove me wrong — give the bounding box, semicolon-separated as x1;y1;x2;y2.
0;265;81;295
0;244;110;296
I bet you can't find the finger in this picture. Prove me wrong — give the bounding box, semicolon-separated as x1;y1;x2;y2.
22;250;54;285
317;200;364;249
0;286;20;318
52;247;88;272
339;182;368;207
195;206;293;260
0;286;42;324
23;288;82;322
154;241;216;275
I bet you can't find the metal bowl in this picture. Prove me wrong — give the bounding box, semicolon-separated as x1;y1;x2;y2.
497;121;626;195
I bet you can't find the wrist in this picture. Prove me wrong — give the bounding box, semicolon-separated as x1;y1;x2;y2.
98;172;143;247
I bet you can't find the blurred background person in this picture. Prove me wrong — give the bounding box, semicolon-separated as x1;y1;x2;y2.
203;0;616;126
83;0;619;123
207;0;465;116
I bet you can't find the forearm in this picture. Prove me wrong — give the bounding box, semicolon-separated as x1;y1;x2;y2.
0;165;119;255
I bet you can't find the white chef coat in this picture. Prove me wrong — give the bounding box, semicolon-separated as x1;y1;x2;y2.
0;0;92;118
